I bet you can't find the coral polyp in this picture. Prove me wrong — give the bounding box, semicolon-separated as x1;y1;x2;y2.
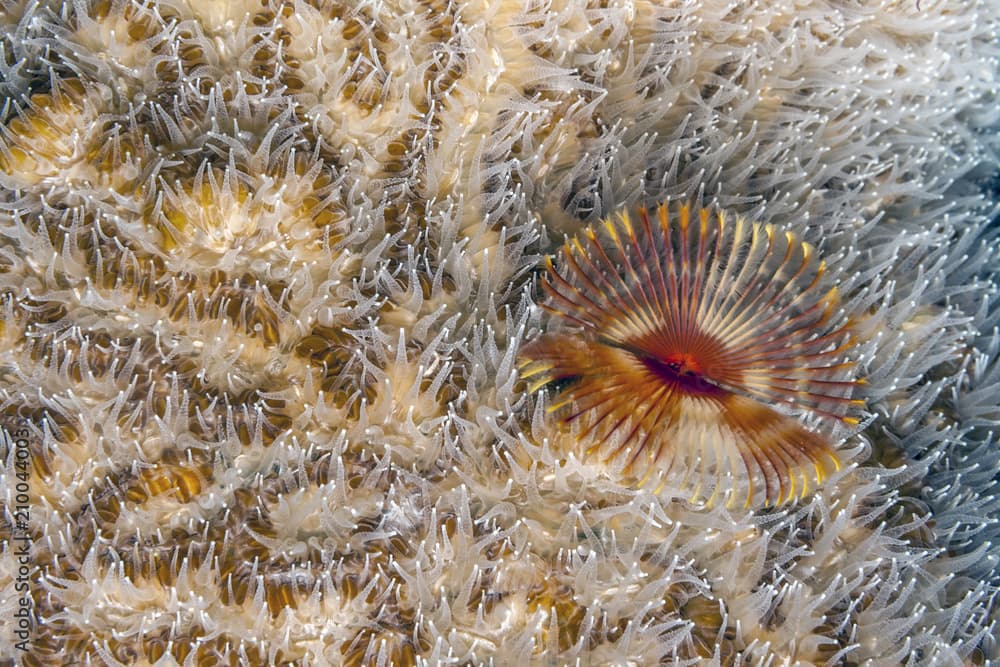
521;202;866;506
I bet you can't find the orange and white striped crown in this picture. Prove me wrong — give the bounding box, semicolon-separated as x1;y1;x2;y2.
520;202;866;508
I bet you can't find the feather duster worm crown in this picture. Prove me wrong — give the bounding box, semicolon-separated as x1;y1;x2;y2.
520;202;865;507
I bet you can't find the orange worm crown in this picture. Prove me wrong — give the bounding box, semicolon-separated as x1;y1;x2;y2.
520;202;866;508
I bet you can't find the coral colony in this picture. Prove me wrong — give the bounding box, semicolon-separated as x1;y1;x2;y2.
0;0;997;665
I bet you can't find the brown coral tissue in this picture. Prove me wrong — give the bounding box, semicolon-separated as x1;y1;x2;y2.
520;202;866;508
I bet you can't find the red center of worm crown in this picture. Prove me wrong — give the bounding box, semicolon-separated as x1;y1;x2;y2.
642;351;724;397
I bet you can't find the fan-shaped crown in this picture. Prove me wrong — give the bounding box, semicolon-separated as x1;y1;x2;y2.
521;202;865;507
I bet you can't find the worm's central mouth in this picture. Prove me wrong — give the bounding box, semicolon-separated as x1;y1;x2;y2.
640;352;723;397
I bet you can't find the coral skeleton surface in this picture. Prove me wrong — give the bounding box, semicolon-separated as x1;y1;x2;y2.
520;202;865;508
0;0;998;665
